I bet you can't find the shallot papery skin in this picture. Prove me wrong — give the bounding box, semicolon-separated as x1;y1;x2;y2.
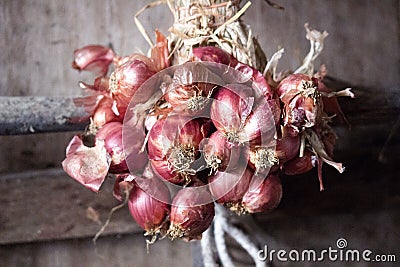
276;73;322;133
72;45;115;76
149;30;170;72
113;173;135;202
169;187;215;241
62;135;110;193
241;173;282;213
208;166;253;205
122;124;149;174
128;178;170;234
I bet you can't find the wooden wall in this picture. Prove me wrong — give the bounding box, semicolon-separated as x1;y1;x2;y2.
1;0;399;266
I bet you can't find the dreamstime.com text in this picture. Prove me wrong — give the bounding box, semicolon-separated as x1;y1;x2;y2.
257;238;396;263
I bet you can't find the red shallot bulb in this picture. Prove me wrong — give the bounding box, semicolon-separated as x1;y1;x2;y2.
192;46;232;65
162;63;217;114
245;117;300;172
168;186;215;241
211;84;276;144
210;84;255;144
240;173;282;213
283;149;318;175
208;166;253;206
234;60;274;99
275;131;301;163
243;100;277;144
72;45;115;76
62;135;111;192
201;131;241;174
96;122;128;173
128;177;170;236
276;73;322;134
109;58;156;114
147;116;209;184
92;96;123;127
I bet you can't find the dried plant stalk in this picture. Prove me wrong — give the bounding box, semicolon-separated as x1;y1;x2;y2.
167;0;266;71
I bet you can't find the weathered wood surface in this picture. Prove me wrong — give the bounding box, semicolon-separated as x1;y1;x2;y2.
0;147;399;245
0;169;139;244
0;162;399;266
0;233;193;267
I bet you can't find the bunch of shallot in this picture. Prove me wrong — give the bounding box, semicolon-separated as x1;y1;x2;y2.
63;24;353;243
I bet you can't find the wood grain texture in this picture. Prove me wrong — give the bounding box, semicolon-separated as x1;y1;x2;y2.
0;169;139;244
0;233;192;267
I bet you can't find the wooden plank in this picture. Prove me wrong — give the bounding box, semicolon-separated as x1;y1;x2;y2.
0;233;193;267
1;148;399;244
0;166;398;265
0;169;141;244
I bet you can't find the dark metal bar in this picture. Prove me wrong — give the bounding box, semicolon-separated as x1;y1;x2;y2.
1;80;399;137
0;96;88;135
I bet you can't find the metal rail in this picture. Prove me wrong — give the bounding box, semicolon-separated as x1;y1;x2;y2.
0;96;88;135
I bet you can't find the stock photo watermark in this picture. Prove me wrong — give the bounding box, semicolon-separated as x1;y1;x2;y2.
257;238;396;263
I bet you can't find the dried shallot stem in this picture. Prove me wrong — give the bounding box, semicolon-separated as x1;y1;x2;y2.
263;48;284;81
169;0;266;70
167;144;197;179
294;23;329;76
93;189;130;245
251;147;279;174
